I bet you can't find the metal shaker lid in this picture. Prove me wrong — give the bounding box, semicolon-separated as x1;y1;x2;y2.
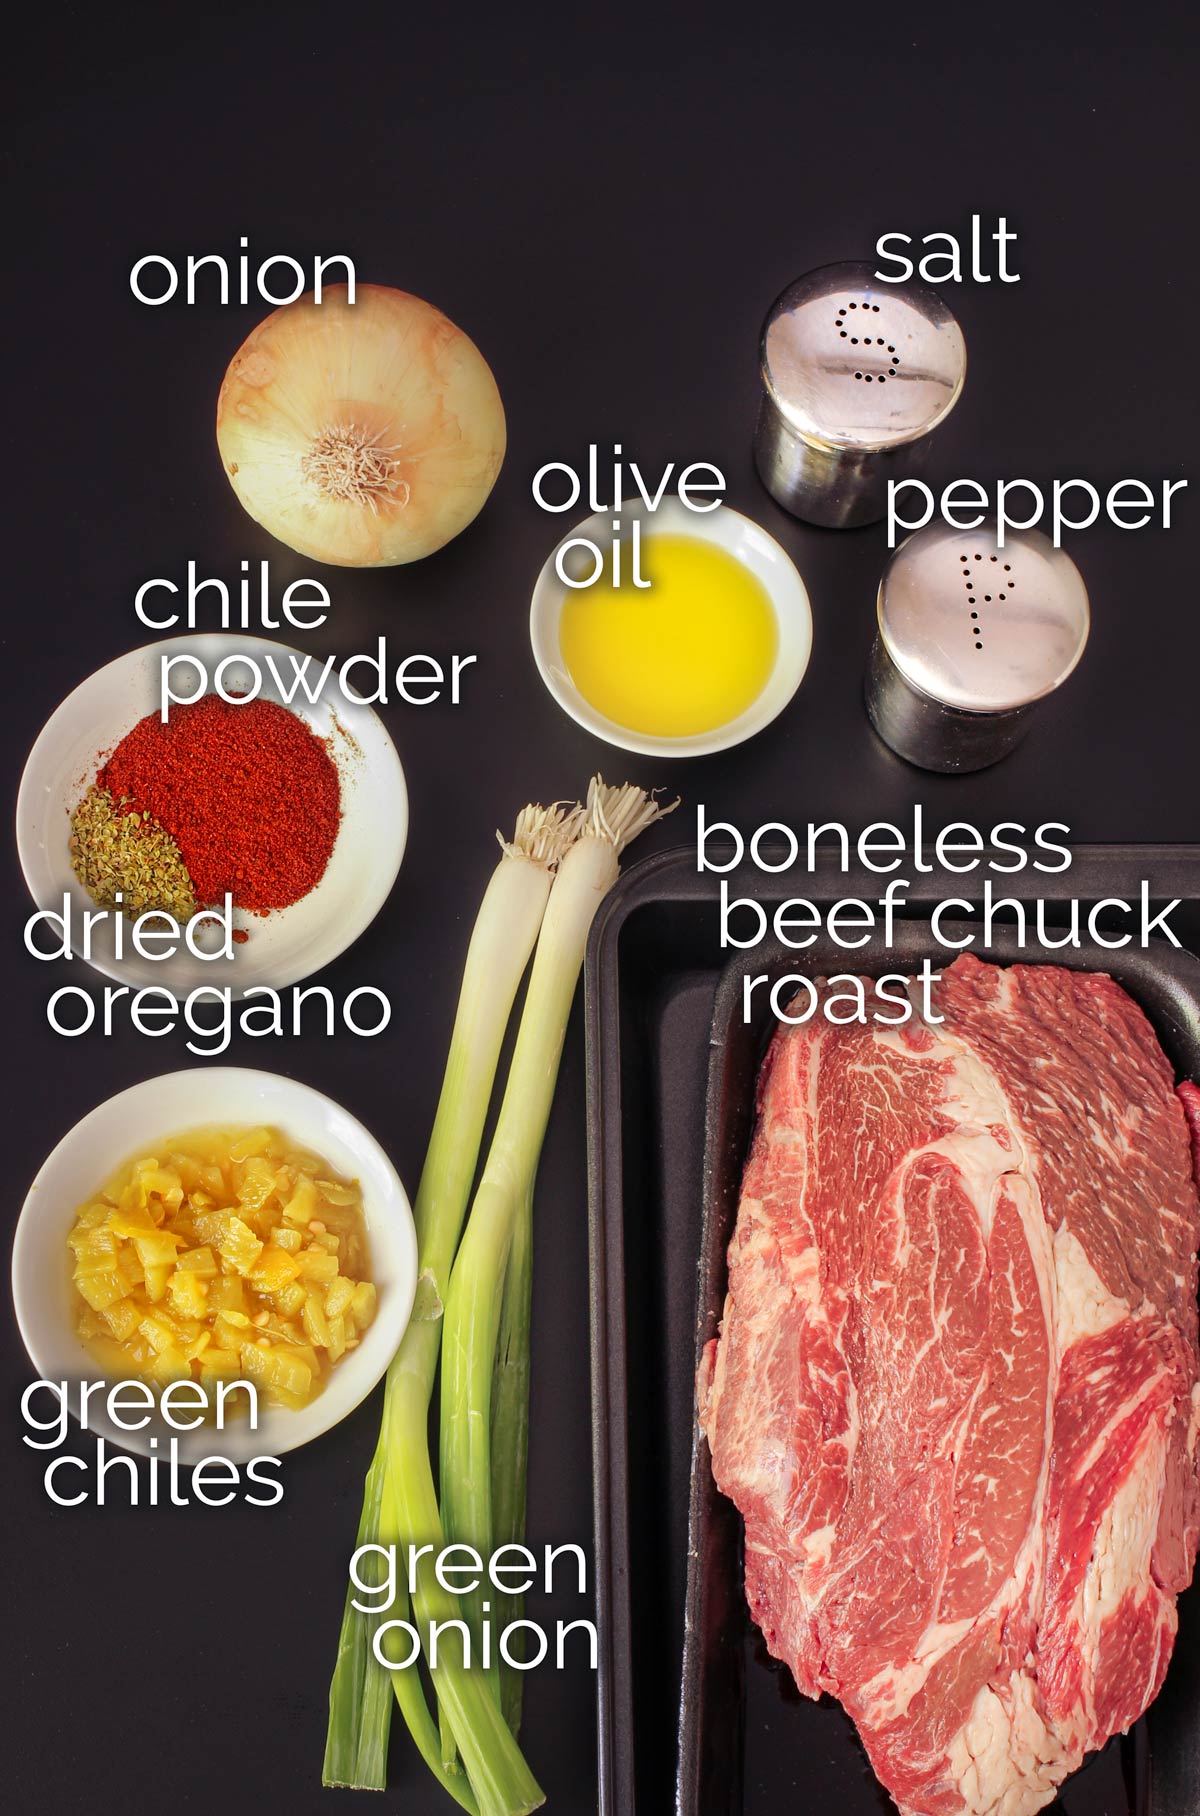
879;522;1090;714
761;261;966;451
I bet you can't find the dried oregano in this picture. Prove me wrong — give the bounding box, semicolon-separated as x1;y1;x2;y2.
69;785;198;921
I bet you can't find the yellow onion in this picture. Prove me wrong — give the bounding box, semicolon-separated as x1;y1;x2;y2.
216;283;506;568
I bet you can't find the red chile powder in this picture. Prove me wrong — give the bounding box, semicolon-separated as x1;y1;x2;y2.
99;695;341;913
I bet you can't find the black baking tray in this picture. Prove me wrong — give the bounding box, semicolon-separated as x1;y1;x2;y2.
584;844;1200;1816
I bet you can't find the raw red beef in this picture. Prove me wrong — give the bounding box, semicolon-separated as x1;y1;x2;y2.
698;955;1200;1816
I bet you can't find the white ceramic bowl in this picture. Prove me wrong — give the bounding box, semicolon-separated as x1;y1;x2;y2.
529;498;813;757
16;633;407;995
11;1068;416;1461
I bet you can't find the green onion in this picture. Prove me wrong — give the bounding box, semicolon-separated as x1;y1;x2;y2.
324;782;672;1815
381;1372;543;1815
324;806;577;1802
376;1402;480;1812
322;1444;397;1791
490;1182;533;1733
439;781;674;1702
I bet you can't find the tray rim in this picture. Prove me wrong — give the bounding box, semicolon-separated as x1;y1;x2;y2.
584;841;1200;1816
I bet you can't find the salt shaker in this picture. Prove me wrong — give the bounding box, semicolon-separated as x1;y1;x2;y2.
754;261;967;528
866;521;1090;773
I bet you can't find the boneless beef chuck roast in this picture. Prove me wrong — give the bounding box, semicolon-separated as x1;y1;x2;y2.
697;956;1200;1816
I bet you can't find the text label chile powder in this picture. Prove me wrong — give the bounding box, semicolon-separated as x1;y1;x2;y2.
99;695;341;912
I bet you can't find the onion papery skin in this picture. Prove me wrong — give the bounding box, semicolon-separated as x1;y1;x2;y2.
216;284;506;568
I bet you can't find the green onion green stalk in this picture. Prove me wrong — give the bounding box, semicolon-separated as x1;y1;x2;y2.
490;1180;533;1733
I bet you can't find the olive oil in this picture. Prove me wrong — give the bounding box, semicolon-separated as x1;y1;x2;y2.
559;534;778;738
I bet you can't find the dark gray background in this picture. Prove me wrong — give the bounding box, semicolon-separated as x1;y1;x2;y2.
6;5;1197;1814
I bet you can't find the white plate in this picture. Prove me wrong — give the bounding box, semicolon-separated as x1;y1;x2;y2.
529;498;813;757
16;633;407;995
11;1067;416;1461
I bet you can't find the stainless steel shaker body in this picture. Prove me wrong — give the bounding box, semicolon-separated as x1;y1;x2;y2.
866;522;1090;773
755;262;967;528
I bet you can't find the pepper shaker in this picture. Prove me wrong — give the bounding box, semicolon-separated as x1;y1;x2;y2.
754;261;966;529
866;521;1090;773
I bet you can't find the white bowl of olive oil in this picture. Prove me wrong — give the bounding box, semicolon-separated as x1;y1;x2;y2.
529;498;813;757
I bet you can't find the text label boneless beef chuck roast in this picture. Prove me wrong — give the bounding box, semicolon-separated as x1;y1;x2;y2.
698;956;1200;1816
